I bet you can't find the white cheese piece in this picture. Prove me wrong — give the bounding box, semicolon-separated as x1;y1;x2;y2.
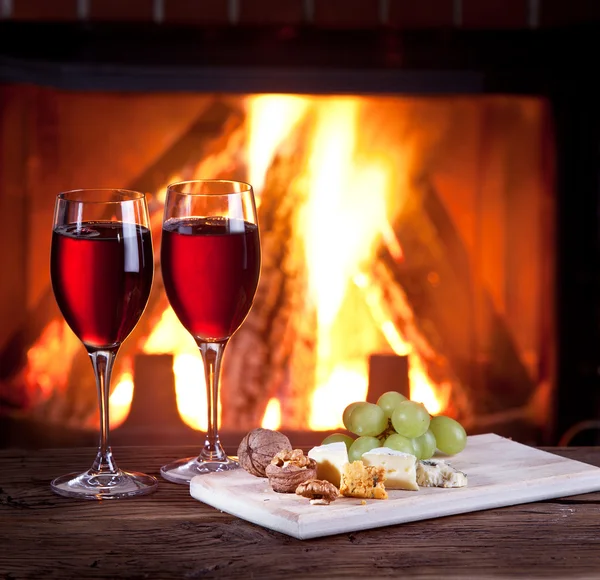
361;447;418;491
416;459;468;488
307;442;349;488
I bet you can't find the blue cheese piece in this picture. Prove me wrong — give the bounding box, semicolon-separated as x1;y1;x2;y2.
416;459;468;488
361;447;418;491
307;442;349;488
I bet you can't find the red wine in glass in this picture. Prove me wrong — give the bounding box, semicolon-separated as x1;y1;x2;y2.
49;189;157;500
159;180;261;485
161;216;260;341
51;221;153;348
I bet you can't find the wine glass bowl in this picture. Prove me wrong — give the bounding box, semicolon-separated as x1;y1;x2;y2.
159;180;261;484
50;189;157;499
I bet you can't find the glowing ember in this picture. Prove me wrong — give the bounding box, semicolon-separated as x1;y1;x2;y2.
261;397;282;430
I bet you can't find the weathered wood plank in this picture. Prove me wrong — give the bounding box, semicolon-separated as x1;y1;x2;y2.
1;445;600;579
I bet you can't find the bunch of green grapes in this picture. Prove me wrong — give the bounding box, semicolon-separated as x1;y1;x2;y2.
322;391;467;462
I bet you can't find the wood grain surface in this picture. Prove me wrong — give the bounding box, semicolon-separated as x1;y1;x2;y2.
2;444;600;579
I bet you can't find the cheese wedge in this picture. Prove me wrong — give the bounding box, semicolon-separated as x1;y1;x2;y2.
307;441;349;488
362;447;418;491
340;461;388;500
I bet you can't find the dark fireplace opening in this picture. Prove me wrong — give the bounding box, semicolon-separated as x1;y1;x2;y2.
0;20;599;449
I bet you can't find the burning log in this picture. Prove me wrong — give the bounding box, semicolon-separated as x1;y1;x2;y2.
221;117;317;431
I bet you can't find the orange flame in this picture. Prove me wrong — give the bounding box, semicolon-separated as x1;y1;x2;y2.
25;320;80;402
109;370;134;428
247;95;309;201
141;306;216;431
261;398;282;430
408;354;450;415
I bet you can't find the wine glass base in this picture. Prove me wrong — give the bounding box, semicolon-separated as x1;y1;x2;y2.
160;456;240;485
50;469;158;500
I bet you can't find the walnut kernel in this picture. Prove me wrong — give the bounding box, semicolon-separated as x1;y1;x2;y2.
270;449;312;468
295;479;340;505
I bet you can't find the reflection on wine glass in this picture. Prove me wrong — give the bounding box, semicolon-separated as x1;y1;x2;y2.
159;180;261;484
50;189;157;499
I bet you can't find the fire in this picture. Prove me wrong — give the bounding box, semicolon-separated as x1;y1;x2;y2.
247;95;309;200
25;320;80;403
261;398;282;430
302;100;388;331
130;97;315;432
109;370;134;428
20;94;448;434
294;97;445;428
25;319;134;428
171;354;212;431
353;272;411;357
142;306;213;431
298;100;388;428
112;95;449;432
353;272;445;413
408;354;450;415
308;364;368;431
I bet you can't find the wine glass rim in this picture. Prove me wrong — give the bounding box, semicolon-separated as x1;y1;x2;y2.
57;188;146;203
166;179;253;196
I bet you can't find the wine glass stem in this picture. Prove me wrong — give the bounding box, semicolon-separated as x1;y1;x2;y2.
87;347;119;474
198;341;227;462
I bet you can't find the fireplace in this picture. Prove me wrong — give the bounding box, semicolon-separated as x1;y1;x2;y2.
1;7;599;448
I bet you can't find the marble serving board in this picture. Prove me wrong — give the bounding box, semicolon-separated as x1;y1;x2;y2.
189;433;600;540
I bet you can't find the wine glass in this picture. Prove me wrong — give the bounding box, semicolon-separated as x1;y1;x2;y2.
159;180;261;484
50;189;157;499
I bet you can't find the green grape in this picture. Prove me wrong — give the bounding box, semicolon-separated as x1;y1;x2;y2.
346;402;388;437
348;436;381;462
383;433;416;456
413;429;436;460
429;415;467;455
391;400;431;439
342;402;362;431
321;433;354;450
376;391;407;419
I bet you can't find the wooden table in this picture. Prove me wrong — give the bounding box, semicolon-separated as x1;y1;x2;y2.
2;445;600;579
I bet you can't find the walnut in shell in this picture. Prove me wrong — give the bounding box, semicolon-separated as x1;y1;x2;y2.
237;428;292;478
265;449;317;493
